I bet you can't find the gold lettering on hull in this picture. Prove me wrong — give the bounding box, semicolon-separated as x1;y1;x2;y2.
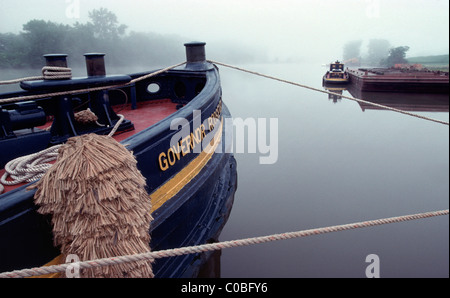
158;100;222;172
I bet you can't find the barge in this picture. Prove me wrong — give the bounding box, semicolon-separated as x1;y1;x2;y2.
347;67;449;93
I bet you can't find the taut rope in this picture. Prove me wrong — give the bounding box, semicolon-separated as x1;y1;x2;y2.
207;60;449;126
0;60;448;277
0;62;186;104
0;209;447;278
0;61;187;193
0;66;72;85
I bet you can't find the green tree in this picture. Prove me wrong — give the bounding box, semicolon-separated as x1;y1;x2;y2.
21;20;71;67
343;40;363;62
88;8;127;41
87;8;128;66
0;33;27;67
365;39;391;66
63;22;97;65
381;46;410;67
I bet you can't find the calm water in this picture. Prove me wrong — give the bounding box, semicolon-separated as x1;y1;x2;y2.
217;63;449;278
1;63;448;278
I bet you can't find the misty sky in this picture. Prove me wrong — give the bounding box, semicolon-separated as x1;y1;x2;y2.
1;0;449;62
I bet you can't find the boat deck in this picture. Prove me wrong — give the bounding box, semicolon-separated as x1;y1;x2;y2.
348;68;449;79
0;99;179;193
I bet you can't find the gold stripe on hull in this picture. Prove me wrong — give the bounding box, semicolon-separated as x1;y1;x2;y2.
150;117;223;212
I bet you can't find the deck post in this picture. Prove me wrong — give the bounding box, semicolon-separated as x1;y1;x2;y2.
84;53;106;77
43;54;68;68
183;42;213;71
184;42;206;63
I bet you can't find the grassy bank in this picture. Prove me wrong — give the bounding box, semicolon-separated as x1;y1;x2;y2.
407;54;449;71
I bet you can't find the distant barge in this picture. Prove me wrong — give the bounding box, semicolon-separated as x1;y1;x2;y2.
347;68;449;93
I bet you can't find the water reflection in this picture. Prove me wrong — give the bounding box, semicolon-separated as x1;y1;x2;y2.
323;85;346;103
190;187;237;278
323;83;449;113
346;86;449;113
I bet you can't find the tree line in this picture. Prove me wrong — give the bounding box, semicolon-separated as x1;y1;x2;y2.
342;39;410;67
0;8;184;69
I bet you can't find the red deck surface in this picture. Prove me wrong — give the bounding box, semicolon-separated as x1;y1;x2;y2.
112;99;179;142
1;99;178;194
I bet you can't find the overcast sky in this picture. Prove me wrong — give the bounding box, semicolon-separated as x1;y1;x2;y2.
1;0;449;62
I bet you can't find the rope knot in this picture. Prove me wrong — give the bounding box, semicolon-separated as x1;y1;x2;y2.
74;108;98;124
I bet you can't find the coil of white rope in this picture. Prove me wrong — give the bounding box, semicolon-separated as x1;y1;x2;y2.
0;114;124;194
0;66;72;85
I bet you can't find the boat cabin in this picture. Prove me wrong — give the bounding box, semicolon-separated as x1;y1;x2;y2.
330;61;345;72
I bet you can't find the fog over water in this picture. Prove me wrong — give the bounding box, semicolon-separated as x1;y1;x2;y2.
0;0;448;278
1;0;449;63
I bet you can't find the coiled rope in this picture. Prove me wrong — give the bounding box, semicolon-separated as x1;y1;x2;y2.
0;61;187;193
0;114;124;194
0;209;447;278
0;66;72;85
0;62;186;105
207;60;449;126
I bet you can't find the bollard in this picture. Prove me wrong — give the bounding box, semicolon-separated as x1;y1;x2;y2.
43;54;68;68
184;42;207;63
84;53;106;77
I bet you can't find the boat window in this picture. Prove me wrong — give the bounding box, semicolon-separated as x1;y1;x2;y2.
174;81;186;99
147;83;161;94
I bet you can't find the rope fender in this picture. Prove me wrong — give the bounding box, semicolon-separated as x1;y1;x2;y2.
0;209;447;278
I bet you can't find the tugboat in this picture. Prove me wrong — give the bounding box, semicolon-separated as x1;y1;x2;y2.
0;42;237;278
323;60;349;85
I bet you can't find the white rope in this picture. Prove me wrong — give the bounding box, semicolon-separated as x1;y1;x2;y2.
208;60;449;126
0;146;60;193
0;114;124;194
0;62;186;104
0;60;447;276
0;61;182;191
41;66;72;80
0;66;72;85
0;209;447;278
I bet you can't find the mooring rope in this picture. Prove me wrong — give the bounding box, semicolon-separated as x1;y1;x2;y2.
0;209;447;278
0;61;187;192
0;62;185;192
0;66;72;85
0;60;448;277
0;62;186;104
1;61;447;126
207;60;449;126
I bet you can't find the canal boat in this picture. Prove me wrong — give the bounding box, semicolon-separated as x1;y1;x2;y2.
0;42;237;278
323;61;349;85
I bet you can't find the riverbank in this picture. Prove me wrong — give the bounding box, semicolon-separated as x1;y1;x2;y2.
407;54;449;71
